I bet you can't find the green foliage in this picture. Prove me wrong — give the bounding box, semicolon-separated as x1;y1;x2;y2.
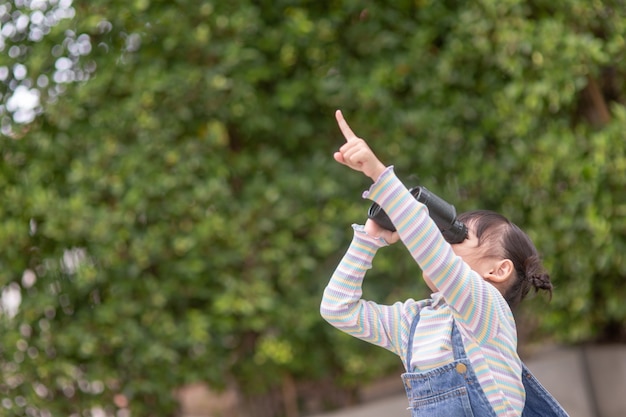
1;0;625;415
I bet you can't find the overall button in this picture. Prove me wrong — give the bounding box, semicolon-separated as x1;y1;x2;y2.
456;363;467;374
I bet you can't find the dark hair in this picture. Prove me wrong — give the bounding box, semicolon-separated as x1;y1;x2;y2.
456;210;553;308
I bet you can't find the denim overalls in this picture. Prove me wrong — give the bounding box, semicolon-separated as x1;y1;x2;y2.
401;312;570;416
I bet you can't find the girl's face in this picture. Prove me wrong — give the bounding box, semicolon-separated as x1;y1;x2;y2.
450;229;495;277
423;226;507;293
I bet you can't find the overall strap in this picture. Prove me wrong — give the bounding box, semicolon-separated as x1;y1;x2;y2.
404;310;421;371
450;319;468;361
405;310;467;371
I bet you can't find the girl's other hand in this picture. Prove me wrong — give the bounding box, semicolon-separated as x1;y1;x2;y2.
364;218;400;244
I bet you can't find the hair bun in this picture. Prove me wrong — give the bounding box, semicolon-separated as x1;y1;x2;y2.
530;272;553;292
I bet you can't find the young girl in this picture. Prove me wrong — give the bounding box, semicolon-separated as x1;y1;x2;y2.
320;110;569;417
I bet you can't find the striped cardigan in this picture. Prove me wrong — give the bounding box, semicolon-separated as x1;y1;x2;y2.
320;167;524;416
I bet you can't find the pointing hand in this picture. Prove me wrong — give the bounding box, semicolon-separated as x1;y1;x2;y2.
333;110;387;182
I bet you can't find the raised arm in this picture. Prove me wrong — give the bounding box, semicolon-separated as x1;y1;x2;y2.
364;169;508;342
320;225;417;358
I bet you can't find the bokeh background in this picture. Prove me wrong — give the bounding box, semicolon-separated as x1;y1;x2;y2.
1;1;625;416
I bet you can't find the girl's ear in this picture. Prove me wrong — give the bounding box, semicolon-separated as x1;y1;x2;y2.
484;259;514;283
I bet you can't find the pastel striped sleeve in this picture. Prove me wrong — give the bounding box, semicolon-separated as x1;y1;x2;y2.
364;167;506;342
320;225;413;356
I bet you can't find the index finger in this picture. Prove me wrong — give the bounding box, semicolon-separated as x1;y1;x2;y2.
335;110;358;142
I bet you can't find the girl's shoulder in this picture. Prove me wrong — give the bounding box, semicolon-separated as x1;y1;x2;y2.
400;296;442;321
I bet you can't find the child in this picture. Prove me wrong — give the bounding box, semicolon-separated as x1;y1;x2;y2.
320;110;569;417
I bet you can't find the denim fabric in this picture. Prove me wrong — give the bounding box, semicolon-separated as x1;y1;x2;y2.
401;313;570;417
520;363;569;417
402;315;497;417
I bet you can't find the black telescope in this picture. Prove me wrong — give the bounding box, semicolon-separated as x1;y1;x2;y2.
367;186;468;244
